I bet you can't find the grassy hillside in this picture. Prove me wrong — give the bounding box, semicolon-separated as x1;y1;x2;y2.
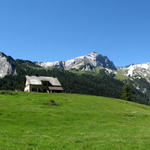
0;92;150;149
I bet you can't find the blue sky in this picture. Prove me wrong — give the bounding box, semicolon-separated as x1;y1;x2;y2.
0;0;150;66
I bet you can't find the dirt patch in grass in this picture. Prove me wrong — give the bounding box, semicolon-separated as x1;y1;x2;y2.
43;100;59;106
121;113;135;119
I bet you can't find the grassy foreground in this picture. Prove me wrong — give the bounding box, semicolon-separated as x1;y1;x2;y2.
0;92;150;150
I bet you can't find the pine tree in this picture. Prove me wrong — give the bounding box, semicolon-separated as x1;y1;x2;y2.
121;83;133;101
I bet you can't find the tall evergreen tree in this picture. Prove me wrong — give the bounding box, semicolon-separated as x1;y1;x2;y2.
121;83;133;101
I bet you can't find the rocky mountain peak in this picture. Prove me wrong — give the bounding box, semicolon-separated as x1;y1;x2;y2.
37;51;117;70
0;52;14;78
87;51;99;56
121;63;150;78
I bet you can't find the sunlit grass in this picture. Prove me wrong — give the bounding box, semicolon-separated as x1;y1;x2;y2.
0;91;150;149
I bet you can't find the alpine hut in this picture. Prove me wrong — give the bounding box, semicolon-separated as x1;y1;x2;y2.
24;76;63;93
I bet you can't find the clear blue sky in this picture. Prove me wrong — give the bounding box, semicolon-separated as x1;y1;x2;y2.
0;0;150;66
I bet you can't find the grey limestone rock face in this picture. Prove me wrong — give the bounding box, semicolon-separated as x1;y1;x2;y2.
36;52;117;71
0;53;13;78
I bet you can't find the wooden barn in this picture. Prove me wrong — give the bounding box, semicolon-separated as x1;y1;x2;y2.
24;76;63;93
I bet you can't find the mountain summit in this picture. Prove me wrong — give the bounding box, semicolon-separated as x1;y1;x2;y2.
37;52;117;71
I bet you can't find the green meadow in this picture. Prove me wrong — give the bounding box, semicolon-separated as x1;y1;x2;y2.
0;92;150;150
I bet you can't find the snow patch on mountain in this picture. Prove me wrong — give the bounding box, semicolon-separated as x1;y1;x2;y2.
38;61;63;68
120;63;150;83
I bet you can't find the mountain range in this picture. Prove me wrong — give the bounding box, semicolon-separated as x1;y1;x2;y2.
36;52;150;87
36;52;117;71
0;51;150;104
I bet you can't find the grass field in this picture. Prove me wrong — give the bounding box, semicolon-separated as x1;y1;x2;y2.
0;92;150;150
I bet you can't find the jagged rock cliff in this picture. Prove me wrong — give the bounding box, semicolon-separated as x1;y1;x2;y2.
36;52;117;71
